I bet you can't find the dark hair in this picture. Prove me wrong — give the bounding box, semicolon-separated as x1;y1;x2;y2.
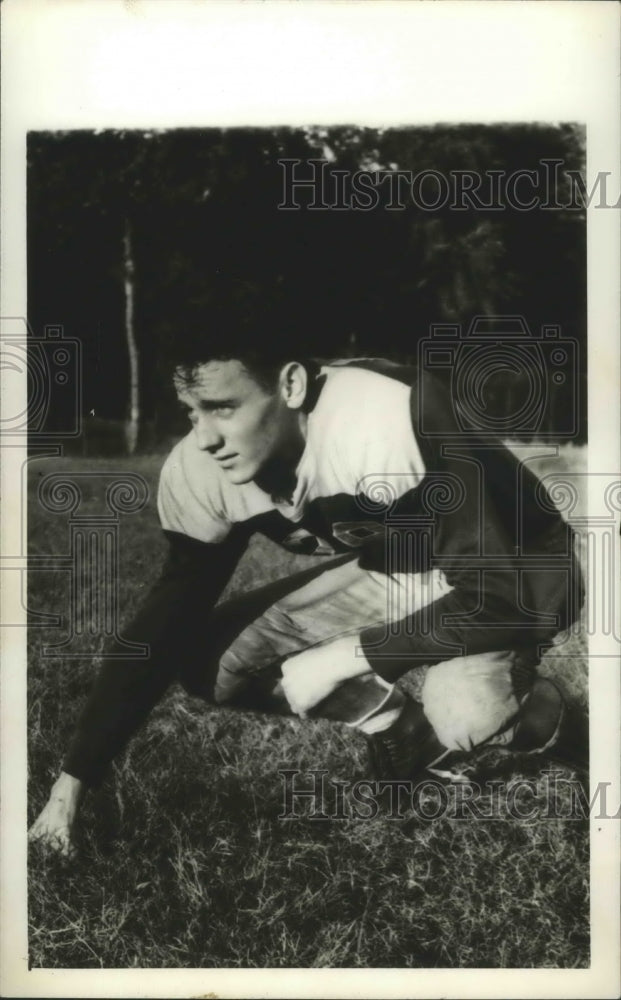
160;278;314;392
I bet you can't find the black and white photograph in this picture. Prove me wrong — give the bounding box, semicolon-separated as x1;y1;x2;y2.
1;2;619;998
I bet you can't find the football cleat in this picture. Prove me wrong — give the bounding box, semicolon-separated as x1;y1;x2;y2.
507;676;589;773
365;679;589;786
365;694;454;783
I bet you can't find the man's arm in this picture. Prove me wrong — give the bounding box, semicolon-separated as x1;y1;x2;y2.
29;528;247;853
61;529;247;786
359;371;573;682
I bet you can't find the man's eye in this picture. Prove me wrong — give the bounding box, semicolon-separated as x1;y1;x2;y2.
214;406;234;417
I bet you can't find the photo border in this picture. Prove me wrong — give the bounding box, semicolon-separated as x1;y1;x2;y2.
2;1;619;997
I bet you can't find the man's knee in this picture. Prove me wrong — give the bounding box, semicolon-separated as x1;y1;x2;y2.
421;649;532;751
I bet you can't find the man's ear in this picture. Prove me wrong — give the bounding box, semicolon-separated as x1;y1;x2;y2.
278;362;308;410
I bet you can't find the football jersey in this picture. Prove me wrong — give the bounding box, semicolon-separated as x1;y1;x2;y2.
157;359;569;571
157;363;427;558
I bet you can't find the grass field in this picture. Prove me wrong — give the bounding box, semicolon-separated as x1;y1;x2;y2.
27;445;589;969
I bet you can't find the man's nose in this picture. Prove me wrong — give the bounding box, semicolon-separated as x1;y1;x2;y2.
194;414;224;452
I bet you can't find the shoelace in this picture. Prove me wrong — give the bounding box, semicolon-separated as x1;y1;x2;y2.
427;761;477;784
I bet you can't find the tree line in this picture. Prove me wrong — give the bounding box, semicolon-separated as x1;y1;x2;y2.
27;125;586;450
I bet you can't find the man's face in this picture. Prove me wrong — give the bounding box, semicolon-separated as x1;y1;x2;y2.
174;360;298;485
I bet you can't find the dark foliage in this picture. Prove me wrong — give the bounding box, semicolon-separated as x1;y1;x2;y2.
27;125;586;444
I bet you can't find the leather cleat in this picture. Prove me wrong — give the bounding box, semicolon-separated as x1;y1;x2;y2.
508;677;589;773
365;694;453;782
365;680;589;786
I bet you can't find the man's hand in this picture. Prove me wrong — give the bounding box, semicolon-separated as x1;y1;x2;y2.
28;772;84;858
280;634;371;716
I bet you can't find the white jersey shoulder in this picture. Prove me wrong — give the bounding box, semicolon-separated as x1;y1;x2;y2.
158;363;426;542
157;432;273;544
299;365;426;502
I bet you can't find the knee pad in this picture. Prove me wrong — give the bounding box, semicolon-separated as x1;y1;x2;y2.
421;650;527;752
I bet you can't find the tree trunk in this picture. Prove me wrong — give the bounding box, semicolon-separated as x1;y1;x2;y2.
123;218;139;455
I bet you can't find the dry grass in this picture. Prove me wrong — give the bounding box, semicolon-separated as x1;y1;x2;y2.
28;447;589;968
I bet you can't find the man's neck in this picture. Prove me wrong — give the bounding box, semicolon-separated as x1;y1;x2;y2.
256;412;308;503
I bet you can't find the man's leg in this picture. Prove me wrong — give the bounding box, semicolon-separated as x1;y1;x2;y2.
179;555;585;780
367;544;588;781
179;556;435;726
180;553;361;702
178;560;534;765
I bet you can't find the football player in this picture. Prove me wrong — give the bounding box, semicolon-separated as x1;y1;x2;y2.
29;293;586;856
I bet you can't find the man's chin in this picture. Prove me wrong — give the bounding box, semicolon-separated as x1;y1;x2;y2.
222;464;255;485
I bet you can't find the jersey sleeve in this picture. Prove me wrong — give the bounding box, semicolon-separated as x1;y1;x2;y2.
62;442;247;786
157;433;233;544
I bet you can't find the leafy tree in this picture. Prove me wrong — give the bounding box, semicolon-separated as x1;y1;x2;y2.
27;124;586;448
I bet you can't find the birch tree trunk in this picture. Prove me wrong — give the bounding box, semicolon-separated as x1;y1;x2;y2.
123;218;140;455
